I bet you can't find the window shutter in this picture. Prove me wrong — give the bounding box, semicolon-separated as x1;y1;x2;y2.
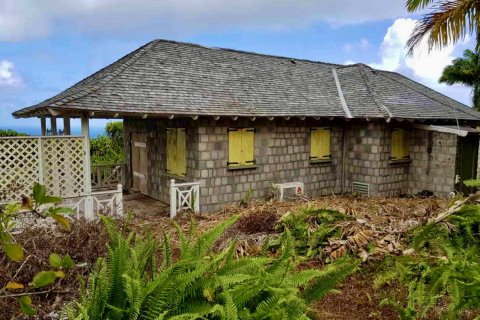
177;129;187;176
310;127;331;160
166;128;187;176
166;128;175;174
391;129;409;160
228;129;242;167
242;128;255;165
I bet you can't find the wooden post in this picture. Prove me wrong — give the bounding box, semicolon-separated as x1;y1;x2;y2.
115;184;124;217
63;117;71;135
170;179;176;218
50;117;57;136
40;118;47;136
82;115;94;220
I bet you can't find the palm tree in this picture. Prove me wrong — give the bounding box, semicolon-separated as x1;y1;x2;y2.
440;49;480;110
406;0;480;54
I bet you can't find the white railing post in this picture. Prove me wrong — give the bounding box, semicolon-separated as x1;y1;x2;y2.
82;116;94;220
194;184;200;213
170;179;177;218
116;184;124;217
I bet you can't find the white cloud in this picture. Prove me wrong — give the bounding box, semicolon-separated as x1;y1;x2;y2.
343;38;370;53
0;60;23;88
0;0;409;41
370;18;472;105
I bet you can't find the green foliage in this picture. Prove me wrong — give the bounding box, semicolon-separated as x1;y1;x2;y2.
376;204;480;319
0;129;28;137
66;216;357;319
463;179;480;187
90;121;124;164
439;49;480;110
276;207;354;258
0;183;74;314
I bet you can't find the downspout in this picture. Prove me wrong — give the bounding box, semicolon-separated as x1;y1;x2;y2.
341;126;347;194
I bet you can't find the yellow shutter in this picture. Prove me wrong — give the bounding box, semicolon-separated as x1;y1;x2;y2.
310;128;331;160
391;129;409;160
242;128;255;165
228;129;242;167
228;128;255;167
166;128;187;176
177;129;186;176
166;128;175;174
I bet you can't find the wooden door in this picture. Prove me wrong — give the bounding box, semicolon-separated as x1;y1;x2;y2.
455;134;479;194
131;132;148;194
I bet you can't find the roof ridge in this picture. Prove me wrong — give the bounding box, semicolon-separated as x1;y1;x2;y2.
377;70;478;119
153;39;342;67
356;64;392;119
331;68;353;118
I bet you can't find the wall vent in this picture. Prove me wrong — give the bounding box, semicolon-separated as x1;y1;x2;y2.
352;181;370;196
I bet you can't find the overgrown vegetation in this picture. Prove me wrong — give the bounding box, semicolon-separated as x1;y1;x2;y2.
276;208;354;259
90;121;124;164
66;216;358;319
376;201;480;319
0;184;77;316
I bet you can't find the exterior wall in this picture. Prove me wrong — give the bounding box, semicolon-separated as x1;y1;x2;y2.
123;117;462;212
124;118;199;203
195;118;343;212
408;130;457;197
344;122;409;196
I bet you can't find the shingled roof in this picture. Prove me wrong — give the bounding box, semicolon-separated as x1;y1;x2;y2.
13;39;480;121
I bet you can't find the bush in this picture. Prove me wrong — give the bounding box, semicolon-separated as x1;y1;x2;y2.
65;216;358;319
0;129;28;137
90;121;124;164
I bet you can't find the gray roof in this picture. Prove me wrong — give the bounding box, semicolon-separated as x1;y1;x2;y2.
13;39;480;121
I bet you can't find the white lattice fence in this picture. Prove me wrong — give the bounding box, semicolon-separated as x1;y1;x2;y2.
0;138;40;203
0;136;87;204
42;137;86;197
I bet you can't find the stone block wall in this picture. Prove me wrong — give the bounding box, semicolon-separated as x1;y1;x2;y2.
194;118;343;212
124;118;199;203
344;122;409;196
123;117;462;212
408;130;457;197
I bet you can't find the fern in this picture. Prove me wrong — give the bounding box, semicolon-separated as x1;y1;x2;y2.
377;203;480;319
67;215;356;319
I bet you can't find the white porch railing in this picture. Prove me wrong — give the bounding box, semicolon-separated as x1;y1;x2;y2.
91;163;125;189
63;184;124;219
170;179;200;218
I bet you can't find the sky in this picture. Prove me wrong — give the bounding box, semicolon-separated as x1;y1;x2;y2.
0;0;476;135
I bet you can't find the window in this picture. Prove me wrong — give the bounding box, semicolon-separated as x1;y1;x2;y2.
228;128;255;167
310;127;331;161
166;128;186;177
390;128;409;161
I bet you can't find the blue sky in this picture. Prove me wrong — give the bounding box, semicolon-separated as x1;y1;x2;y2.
0;0;475;135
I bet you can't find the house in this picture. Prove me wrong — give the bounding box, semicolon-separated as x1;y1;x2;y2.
13;39;480;212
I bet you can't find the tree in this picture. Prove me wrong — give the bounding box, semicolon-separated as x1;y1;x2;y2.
406;0;480;54
440;49;480;110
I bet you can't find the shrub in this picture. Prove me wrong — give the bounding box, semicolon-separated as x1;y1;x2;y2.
90;121;124;164
0;129;28;137
66;215;358;319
